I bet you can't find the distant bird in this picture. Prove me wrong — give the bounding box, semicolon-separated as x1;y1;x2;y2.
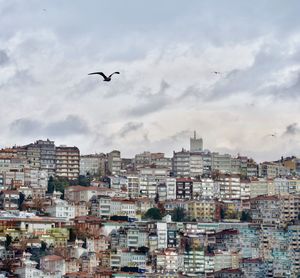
212;71;222;75
267;134;276;138
88;71;120;82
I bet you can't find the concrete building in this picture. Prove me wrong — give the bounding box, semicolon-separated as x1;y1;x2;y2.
139;176;157;199
27;139;56;176
211;153;232;173
15;252;44;278
166;178;176;200
259;162;290;178
189;152;203;177
46;198;75;220
80;154;106;176
127;175;140;198
250;196;280;225
172;149;190;177
155;249;178;273
0;190;19;210
250;178;274;198
217;174;241;200
190;131;203;152
176;178;193;200
107;150;121;175
134;151;152;169
188;199;216;221
40;255;66;276
56;146;80;180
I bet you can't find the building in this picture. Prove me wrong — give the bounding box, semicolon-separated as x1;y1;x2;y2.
211;153;232;173
188;199;216;221
176;178;193;200
217;174;241;200
56;146;80;180
0;190;19;210
27;139;56;176
190;131;203;152
40;255;66;276
46;198;75;220
80;154;106;176
172;149;190;177
107;150;121;175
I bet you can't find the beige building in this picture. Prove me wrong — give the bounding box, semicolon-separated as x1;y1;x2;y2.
107;150;121;175
188;199;216;221
56;146;80;180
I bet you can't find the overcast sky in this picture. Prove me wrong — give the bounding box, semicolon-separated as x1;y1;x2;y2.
1;0;300;161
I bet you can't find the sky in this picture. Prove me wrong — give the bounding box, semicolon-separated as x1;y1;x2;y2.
0;0;300;161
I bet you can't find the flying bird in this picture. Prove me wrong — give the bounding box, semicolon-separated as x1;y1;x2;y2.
88;71;120;82
212;71;222;75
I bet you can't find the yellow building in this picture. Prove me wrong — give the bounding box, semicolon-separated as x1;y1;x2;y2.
188;200;216;221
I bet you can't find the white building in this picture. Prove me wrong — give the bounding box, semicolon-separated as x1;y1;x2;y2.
127;175;140;198
46;199;75;220
139;176;157;199
15;253;44;278
157;222;168;249
166;178;176;200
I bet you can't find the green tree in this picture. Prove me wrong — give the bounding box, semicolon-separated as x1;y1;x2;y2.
240;211;252;222
40;241;47;252
220;208;225;220
78;175;91;187
143;208;162;220
5;234;12;250
171;207;186;222
18;192;25;210
47;176;55;193
47;176;70;198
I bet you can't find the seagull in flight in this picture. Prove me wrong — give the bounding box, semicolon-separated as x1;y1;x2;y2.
212;71;222;75
88;71;120;82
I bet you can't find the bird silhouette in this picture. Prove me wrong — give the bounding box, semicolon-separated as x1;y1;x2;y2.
212;71;222;75
88;71;120;82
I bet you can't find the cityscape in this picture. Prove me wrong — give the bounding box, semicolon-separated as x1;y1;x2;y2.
2;0;300;277
0;135;300;277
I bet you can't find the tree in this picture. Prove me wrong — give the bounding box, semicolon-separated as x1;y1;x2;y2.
240;211;252;222
47;176;70;198
18;192;25;210
154;193;159;204
40;241;47;252
78;175;91;187
5;234;12;250
171;207;186;222
47;176;55;193
143;208;162;220
220;208;225;220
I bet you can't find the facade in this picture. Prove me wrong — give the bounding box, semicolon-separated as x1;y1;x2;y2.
56;146;80;180
176;178;193;199
190;131;203;152
80;154;106;176
107;150;122;175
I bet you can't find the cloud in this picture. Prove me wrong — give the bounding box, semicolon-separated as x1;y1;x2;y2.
0;50;9;65
127;80;171;116
10;115;89;137
283;123;300;136
170;130;192;141
119;122;143;137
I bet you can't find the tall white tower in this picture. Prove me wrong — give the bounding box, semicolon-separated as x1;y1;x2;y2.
190;131;203;152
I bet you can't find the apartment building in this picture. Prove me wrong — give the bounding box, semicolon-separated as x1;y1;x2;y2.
56;146;80;180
